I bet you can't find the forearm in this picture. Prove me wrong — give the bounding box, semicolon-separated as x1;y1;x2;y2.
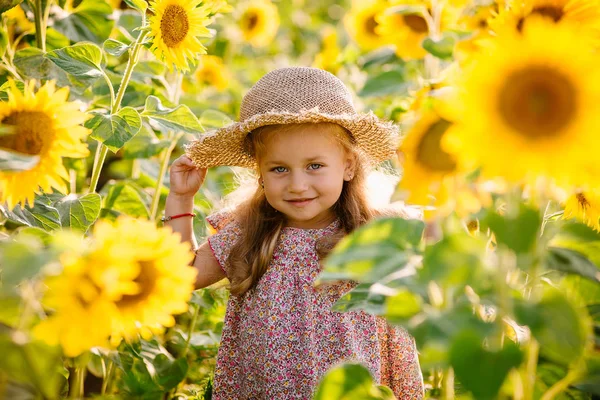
164;193;197;249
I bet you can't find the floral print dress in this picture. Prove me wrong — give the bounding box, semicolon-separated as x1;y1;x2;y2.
206;211;424;400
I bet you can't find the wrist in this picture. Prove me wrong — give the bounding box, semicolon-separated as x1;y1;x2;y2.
166;193;194;213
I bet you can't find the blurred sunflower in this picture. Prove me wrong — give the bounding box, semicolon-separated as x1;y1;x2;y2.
239;0;280;48
96;218;197;342
0;80;89;209
194;55;230;91
205;0;233;14
4;5;35;34
312;27;341;74
563;190;600;231
490;0;600;39
344;1;391;51
444;19;600;185
148;0;212;72
377;2;460;60
33;235;126;357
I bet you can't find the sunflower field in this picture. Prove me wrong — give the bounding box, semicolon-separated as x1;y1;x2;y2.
0;0;599;398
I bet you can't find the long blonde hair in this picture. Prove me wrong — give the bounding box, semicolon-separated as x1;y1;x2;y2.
226;122;389;296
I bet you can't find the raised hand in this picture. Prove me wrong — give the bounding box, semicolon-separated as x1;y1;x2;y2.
169;155;207;198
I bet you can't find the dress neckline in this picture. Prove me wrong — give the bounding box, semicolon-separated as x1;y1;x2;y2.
281;219;340;234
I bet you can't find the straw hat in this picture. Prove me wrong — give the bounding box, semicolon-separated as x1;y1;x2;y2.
185;67;399;169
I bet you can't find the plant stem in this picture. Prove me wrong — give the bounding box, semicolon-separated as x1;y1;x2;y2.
540;367;580;400
523;339;539;400
182;303;200;358
443;368;455;400
69;367;85;399
101;360;114;395
33;0;46;52
88;21;148;193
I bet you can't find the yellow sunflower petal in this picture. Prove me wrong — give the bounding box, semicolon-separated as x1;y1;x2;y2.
239;0;280;48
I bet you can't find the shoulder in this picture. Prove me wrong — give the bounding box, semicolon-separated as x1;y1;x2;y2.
206;208;242;232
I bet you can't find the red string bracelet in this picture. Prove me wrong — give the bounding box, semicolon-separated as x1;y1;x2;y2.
161;213;196;223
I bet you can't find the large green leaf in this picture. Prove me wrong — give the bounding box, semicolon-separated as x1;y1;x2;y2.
102;181;150;218
141;96;204;134
450;330;523;400
122;124;171;159
2;200;61;231
0;234;50;288
546;247;600;283
320;217;424;283
314;363;395;400
422;34;456;60
0;334;66;399
332;283;387;314
359;69;409;97
53;0;114;44
46;42;104;81
13;48;70;85
420;232;487;288
86;107;142;152
103;38;130;57
52;193;101;232
0;148;39;171
486;204;541;255
515;287;589;365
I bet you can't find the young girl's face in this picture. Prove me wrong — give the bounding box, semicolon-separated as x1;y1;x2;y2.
258;126;354;229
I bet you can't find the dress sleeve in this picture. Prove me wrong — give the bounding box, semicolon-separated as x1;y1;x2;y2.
377;317;424;400
205;209;242;278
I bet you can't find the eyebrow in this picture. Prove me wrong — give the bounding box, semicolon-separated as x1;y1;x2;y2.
264;157;326;166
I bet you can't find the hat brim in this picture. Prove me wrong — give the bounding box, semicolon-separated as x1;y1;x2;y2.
185;107;400;169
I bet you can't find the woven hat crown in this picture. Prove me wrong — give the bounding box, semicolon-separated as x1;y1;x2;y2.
239;67;356;121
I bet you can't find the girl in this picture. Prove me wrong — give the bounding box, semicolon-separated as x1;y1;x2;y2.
165;67;424;399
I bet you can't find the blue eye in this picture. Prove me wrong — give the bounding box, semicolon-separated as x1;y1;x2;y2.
271;166;287;173
308;163;322;170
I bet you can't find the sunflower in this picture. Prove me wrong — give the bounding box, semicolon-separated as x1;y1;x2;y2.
376;1;460;59
563;190;600;231
344;1;391;51
490;0;600;40
312;27;341;74
33;234;127;357
4;5;35;34
148;0;212;72
95;217;197;342
194;55;230;91
239;0;280;48
0;81;89;209
444;19;600;185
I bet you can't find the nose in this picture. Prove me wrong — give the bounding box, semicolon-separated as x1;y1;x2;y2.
288;170;309;193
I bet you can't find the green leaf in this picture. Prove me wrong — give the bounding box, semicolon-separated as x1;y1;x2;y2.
45;42;104;80
52;193;101;232
359;69;409;97
332;283;387;314
486;204;541;254
422;35;456;60
0;335;66;399
515;287;589;365
450;330;523;400
0;148;40;171
153;356;188;391
122;124;171;159
2;200;61;231
102;181;150;218
385;289;422;321
546;247;600;283
103;38;129;57
360;47;400;69
86;107;142;152
0;234;50;288
198;109;234;129
0;80;24;101
421;232;487;288
321;218;424;283
123;0;147;12
13;47;70;85
53;0;114;44
314;363;395;400
141;96;204;134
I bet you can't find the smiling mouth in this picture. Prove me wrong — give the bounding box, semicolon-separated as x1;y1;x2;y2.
285;198;316;206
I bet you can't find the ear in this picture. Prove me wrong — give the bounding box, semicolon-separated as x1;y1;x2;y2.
343;153;357;181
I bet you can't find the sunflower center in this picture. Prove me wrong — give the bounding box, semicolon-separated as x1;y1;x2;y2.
365;15;379;36
576;193;590;209
116;261;159;308
244;11;260;31
0;111;52;155
415;118;456;172
498;66;576;139
517;6;563;31
403;14;428;33
160;4;189;47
